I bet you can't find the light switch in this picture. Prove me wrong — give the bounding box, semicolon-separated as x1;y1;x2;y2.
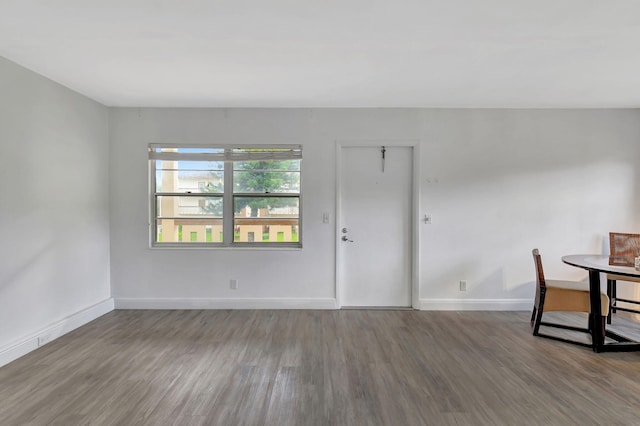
323;212;330;224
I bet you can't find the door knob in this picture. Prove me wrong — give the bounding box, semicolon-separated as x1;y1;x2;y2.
342;236;353;242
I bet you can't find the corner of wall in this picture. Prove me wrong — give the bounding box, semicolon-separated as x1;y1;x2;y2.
0;298;115;368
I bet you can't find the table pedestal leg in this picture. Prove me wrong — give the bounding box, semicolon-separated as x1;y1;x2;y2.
589;269;604;352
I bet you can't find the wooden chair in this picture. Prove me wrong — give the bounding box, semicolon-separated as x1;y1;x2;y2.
531;248;609;347
606;232;640;324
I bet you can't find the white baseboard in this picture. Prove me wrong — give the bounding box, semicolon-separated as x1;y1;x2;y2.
0;298;115;368
418;298;531;311
115;297;528;311
114;297;338;310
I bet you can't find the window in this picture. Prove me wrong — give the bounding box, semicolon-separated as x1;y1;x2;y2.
149;145;302;247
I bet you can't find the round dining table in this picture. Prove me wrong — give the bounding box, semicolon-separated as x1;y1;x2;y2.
562;254;640;352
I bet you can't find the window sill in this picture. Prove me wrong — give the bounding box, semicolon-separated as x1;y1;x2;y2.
149;243;303;251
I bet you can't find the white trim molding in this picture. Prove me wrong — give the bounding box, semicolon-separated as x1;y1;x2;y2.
0;298;115;368
418;298;531;311
115;297;338;310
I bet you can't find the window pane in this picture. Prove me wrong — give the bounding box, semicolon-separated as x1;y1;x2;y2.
234;219;299;243
233;170;300;193
156;219;223;243
234;197;299;218
233;160;300;194
157;196;223;218
234;159;300;171
155;160;223;194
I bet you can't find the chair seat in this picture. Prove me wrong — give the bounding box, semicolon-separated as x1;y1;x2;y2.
545;279;609;316
607;273;640;284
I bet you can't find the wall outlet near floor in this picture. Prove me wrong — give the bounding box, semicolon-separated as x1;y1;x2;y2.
230;279;238;290
459;280;467;292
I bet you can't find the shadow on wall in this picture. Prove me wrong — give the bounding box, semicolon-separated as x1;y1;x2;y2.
468;268;507;299
473;268;540;301
0;240;56;292
422;258;480;299
426;261;526;300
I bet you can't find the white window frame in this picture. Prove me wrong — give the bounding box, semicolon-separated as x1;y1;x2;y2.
149;144;302;248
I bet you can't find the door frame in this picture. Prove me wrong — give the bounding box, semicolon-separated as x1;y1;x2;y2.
335;140;421;309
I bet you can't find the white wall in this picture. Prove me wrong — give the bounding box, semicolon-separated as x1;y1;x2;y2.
419;109;640;308
0;57;113;365
109;108;640;309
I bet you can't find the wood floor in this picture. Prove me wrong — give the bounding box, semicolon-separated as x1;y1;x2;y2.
2;309;640;425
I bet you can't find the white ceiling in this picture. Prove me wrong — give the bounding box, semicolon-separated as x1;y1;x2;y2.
2;0;640;108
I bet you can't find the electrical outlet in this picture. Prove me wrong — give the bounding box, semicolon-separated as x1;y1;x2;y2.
230;279;238;290
459;280;467;292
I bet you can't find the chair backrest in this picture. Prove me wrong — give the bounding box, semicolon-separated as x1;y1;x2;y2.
609;232;640;266
532;248;546;306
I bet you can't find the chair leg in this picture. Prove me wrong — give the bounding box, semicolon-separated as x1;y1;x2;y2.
607;279;615;324
533;307;544;336
530;306;537;327
588;313;593;332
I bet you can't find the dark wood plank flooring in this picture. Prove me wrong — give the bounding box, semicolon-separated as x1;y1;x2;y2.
2;309;640;425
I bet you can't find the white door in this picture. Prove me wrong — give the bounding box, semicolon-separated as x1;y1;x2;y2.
338;146;413;307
